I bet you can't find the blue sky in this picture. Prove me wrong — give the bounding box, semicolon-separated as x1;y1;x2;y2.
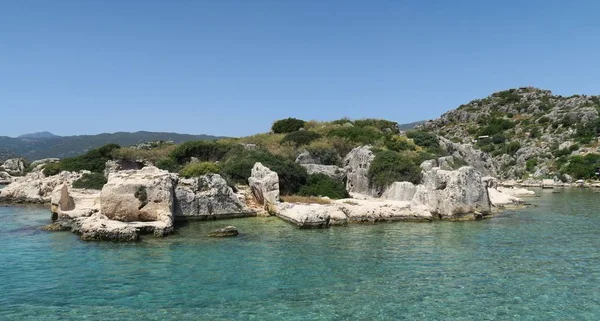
1;0;599;137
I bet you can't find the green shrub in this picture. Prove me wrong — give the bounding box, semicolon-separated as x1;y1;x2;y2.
353;119;399;133
272;118;306;134
477;118;516;136
155;157;181;173
505;141;521;155
43;163;62;176
170;140;240;164
491;134;506;144
537;116;550;124
56;144;121;174
72;173;107;190
220;150;308;195
563;153;600;179
406;131;439;149
384;135;416;152
492;89;521;104
368;150;422;188
327;126;385;145
180;162;221;178
298;174;349;199
526;158;538;172
280;131;321;147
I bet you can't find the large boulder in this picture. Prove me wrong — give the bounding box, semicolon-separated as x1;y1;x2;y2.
248;163;280;209
300;164;346;181
71;213;173;241
381;182;417;201
0;171;84;204
411;166;491;220
174;174;254;219
2;158;25;176
100;166;175;223
344;146;377;196
295;150;320;164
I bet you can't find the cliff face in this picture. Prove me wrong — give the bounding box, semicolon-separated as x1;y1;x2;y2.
419;87;600;180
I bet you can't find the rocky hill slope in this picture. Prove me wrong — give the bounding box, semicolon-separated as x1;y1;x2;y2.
419;87;600;180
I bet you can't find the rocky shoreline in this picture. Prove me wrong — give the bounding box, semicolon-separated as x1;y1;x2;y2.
0;148;537;242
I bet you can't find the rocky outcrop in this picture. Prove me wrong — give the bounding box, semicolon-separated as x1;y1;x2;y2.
174;174;254;219
277;198;434;228
0;171;84;204
209;226;239;237
104;159;145;177
100;166;175;223
300;164;346;181
2;158;25;176
71;213;173;241
381;182;417;201
30;158;59;172
0;171;12;185
412;166;491;220
488;188;525;207
295;150;320;164
50;184;101;220
248;163;280;209
438;137;497;177
344;146;377;196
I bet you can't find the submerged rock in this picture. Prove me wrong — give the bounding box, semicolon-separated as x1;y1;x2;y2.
208;226;239;237
71;213;173;242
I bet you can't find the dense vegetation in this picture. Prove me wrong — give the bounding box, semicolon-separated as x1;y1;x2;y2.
72;173;108;190
368;150;422;187
180;162;221;178
272;118;306;134
43;144;121;176
298;174;349;199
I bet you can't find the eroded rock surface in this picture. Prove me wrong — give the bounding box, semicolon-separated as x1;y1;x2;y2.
344;146;377;196
1;158;25;176
248;163;280;209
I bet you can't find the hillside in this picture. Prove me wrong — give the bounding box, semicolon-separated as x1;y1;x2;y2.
0;131;223;162
419;87;600;180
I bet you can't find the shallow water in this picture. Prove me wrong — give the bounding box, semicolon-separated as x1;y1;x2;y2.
1;189;600;320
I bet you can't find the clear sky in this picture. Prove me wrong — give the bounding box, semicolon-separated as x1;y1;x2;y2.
1;0;599;137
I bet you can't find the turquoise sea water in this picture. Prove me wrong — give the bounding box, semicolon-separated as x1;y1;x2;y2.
1;189;600;320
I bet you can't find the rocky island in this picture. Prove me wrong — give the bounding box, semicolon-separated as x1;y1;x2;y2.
5;87;600;241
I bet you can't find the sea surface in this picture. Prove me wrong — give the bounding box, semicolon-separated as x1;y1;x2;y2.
1;188;600;320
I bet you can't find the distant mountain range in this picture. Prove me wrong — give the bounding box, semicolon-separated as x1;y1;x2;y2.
0;131;223;162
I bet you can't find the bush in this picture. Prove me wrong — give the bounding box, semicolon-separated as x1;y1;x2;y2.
155;158;181;173
180;162;221;178
306;145;341;166
505;141;521;155
368;150;422;188
384;135;416;152
298;174;349;199
353;119;399;133
563;154;600;179
43;163;62;176
54;144;121;174
272;118;306;134
476;118;516;136
170;140;240;164
537;116;550;124
526;158;538;172
280;131;322;147
220;150;308;195
72;173;107;190
406;131;439;149
327;126;385;145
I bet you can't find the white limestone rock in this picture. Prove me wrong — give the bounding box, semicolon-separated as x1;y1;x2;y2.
381;182;417;201
50;184;101;220
174;174;254;219
344;146;378;196
100;166;175;224
248;163;280;208
411;166;491;220
300;164;346;181
2;158;25;176
0;171;84;204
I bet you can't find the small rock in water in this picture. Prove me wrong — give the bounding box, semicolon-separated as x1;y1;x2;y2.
209;226;239;237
